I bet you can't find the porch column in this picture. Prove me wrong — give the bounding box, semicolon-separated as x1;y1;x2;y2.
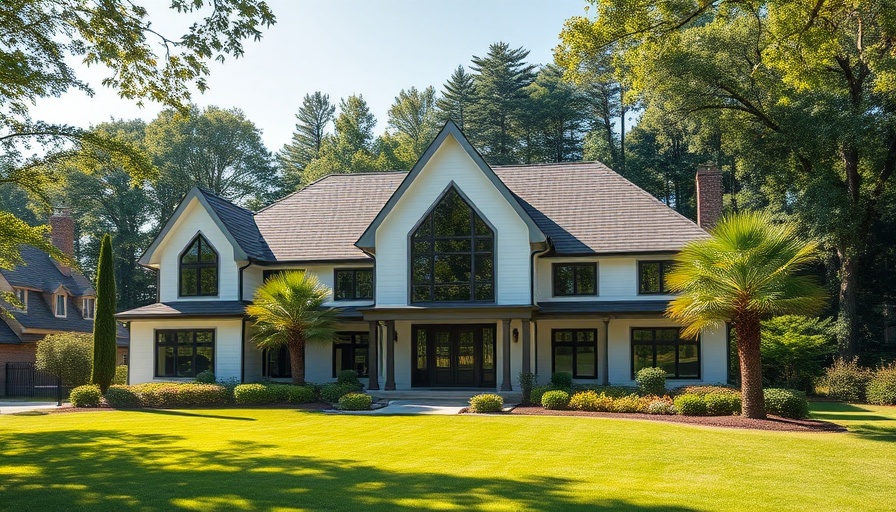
601;319;610;385
367;321;380;390
521;319;531;375
385;320;396;390
500;319;512;391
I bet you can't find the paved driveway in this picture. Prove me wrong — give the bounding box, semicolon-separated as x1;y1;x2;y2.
0;401;59;414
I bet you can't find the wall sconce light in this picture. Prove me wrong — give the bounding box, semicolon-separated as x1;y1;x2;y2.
393;332;398;343
512;328;519;343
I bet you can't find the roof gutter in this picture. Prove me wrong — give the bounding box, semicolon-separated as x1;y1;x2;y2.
530;238;553;306
238;258;254;301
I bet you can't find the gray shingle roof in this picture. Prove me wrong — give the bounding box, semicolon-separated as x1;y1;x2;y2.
198;189;275;260
1;246;95;296
116;301;250;319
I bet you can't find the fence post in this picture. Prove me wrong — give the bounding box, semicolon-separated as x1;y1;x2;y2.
56;375;62;407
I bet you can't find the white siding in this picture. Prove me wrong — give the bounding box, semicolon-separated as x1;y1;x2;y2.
375;135;531;306
129;318;244;384
242;264;374;307
154;199;242;302
534;256;677;302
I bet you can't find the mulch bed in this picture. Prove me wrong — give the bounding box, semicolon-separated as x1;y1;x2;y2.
507;406;846;433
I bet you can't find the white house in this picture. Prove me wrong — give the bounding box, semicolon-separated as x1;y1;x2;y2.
118;121;729;391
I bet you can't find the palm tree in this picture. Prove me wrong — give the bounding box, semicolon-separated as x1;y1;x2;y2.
245;271;340;385
665;211;827;419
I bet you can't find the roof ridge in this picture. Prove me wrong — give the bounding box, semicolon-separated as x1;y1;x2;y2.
492;160;609;168
196;187;256;215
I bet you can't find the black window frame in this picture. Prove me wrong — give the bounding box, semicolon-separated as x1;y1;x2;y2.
410;186;495;304
630;327;700;380
154;329;215;378
333;268;374;301
638;260;676;295
552;262;598;297
262;268;305;282
179;234;219;297
262;345;292;378
333;332;369;378
551;328;598;379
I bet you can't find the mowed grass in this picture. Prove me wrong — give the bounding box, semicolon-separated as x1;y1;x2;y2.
1;403;895;512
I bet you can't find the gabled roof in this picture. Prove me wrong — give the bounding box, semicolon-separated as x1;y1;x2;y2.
138;187;273;266
355;121;547;253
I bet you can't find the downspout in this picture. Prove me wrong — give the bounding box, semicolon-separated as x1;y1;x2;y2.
530;241;551;382
238;259;253;383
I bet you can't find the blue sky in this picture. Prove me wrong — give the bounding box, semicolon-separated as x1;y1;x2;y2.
30;0;588;151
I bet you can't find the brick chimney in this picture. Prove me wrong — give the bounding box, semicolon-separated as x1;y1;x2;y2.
49;207;74;276
696;164;723;231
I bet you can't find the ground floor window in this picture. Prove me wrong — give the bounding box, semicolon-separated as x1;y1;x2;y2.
552;329;597;378
334;332;369;377
263;345;292;378
155;329;214;377
631;328;700;379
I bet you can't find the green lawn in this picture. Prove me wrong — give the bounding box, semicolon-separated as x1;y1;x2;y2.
1;402;895;512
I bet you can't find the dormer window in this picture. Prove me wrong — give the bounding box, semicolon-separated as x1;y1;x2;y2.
82;298;95;319
55;293;67;318
179;234;218;297
411;187;495;303
13;288;27;312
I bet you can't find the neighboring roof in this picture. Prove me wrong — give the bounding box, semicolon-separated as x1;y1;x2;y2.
537;300;670;316
0;320;21;344
7;293;95;333
116;301;250;320
356;121;547;252
0;246;94;296
254;173;406;262
138;187;273;266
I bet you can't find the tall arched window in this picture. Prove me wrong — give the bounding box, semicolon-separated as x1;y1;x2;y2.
411;187;494;302
180;234;218;296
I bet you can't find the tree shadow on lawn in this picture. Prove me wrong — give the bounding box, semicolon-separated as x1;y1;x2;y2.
0;429;702;512
134;409;257;421
810;402;896;442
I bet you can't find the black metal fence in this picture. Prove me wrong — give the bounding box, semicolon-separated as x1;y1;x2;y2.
4;362;71;398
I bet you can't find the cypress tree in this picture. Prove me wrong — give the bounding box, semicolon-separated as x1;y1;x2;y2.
91;233;117;393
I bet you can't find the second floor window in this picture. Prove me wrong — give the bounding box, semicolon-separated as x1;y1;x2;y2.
13;288;27;311
82;298;95;319
553;263;597;296
638;260;676;294
55;294;66;317
334;269;373;301
180;235;218;297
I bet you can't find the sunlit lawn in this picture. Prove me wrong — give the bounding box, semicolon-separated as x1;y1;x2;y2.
1;402;895;511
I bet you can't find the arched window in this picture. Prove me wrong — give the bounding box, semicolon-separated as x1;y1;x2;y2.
410;187;494;302
179;234;218;296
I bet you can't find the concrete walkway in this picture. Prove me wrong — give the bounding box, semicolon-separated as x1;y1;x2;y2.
327;399;470;415
0;401;60;414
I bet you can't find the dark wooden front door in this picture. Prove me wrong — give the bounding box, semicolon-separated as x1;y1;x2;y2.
412;324;496;388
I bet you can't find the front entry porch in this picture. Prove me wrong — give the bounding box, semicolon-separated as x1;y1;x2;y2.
411;324;496;388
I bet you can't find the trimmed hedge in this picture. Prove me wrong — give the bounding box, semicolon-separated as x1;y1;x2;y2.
320;382;362;403
128;383;230;408
764;388;809;419
674;394;708;416
636;367;667;396
70;385;102;408
104;385;141;408
704;392;741;416
269;384;317;404
338;392;372;411
469;394;504;413
675;385;740;396
234;383;276;405
866;363;896;406
541;390;570;410
550;372;573;389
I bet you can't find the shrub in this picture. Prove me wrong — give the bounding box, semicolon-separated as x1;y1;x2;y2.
104;385;141;408
469;393;504;413
866;363;896;406
530;385;554;405
234;383;276;405
575;385;639;398
550;372;573;390
569;390;612;412
674;394;707;416
338;392;372;411
541;390;570;410
35;332;93;387
636;367;667;396
817;357;871;402
518;372;537;405
646;399;676;415
69;385;101;407
760;315;835;392
112;365;128;385
337;370;364;389
764;388;809;419
320;382;361;403
194;370;216;384
269;384;317;404
129;383;230;408
611;393;644;413
675;385;740;396
704;392;742;416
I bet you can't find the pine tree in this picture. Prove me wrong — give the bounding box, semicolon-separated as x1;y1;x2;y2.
387;86;440;166
436;65;476;132
334;94;376;155
278;92;336;191
91;233;117;393
468;42;536;164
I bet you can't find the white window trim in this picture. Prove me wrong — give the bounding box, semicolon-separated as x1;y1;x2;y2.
82;297;95;319
13;288;27;312
55;293;67;318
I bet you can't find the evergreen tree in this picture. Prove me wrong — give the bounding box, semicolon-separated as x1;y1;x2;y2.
436;65;476;132
387;86;440;167
468;42;536;164
523;65;587;163
91;233;117;393
334;94;377;155
278;92;336;192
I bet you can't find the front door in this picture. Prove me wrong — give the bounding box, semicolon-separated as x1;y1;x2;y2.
412;324;496;388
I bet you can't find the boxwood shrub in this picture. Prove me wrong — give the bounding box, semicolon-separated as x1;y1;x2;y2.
234;383;276;405
269;384;317;404
674;393;708;416
338;392;372;411
636;367;667;396
104;385;141;408
550;372;573;390
764;388;809;419
69;385;102;408
866;363;896;406
541;389;570;410
129;383;230;408
530;385;554;405
320;382;361;403
704;392;742;416
469;393;504;413
194;370;216;384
